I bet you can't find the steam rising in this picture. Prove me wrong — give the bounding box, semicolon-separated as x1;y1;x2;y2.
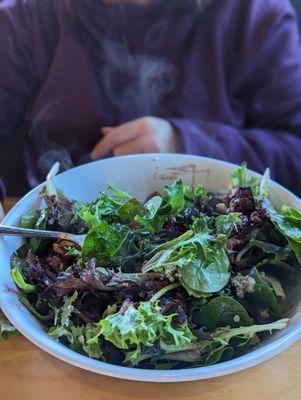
27;1;180;179
101;39;178;120
28;102;74;177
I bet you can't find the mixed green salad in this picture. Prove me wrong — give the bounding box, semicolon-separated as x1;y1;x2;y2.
5;164;301;369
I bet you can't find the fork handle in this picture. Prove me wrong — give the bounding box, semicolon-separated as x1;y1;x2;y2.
0;225;75;242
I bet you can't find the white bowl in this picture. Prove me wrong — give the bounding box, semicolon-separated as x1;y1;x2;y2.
1;154;301;382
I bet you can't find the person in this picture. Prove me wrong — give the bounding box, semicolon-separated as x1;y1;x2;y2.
0;0;301;202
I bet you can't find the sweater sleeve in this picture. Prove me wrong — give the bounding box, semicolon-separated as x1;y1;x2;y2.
0;0;37;199
170;0;301;196
170;118;301;196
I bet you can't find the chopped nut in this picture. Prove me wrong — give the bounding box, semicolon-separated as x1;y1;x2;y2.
52;241;76;256
216;203;228;214
250;211;263;225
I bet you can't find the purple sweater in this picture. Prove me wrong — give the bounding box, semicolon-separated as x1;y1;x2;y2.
1;0;301;198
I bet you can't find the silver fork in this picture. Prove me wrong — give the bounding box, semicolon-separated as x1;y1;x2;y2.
0;225;86;247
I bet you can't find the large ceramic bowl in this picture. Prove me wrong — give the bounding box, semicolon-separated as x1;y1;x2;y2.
1;154;301;382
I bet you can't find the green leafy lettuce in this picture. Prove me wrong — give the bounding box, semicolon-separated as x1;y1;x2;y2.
86;300;196;366
159;179;185;215
153;319;288;366
143;223;230;297
82;221;127;263
0;309;16;340
11;268;37;293
77;184;133;227
193;296;253;330
262;199;301;264
215;213;242;237
48;291;103;359
231;163;270;199
20;209;48;253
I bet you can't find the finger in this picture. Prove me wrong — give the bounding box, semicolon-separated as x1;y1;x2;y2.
91;120;141;159
113;133;160;156
101;127;113;135
113;139;142;156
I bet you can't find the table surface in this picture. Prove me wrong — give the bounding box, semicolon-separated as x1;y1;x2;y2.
1;198;301;400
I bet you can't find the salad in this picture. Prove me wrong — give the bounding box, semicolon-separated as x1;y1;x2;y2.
7;164;301;369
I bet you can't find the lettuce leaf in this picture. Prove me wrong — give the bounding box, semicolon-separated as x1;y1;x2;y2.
215;213;242;237
11;268;37;293
87;300;196;366
47;291;103;359
143;226;230;296
0;309;16;340
262;199;301;264
20;209;48;253
159;179;185;215
231;163;270;200
82;221;127;263
231;163;260;192
152;319;288;366
49;323;103;359
184;184;211;207
144;196;163;219
77;184;133;227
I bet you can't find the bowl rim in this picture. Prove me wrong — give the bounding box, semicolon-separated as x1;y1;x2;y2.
1;154;301;382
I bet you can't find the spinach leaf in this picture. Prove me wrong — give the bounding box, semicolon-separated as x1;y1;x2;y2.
118;199;142;224
236;239;297;277
262;275;285;300
82;221;127;263
179;247;230;296
20;209;48;253
143;226;230;296
243;283;282;321
193;296;252;330
236;239;286;265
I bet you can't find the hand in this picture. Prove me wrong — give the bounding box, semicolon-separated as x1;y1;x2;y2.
91;117;181;160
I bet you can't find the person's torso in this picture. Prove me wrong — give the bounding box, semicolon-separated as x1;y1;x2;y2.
24;0;257;182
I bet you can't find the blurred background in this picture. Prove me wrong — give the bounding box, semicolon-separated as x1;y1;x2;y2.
0;0;301;197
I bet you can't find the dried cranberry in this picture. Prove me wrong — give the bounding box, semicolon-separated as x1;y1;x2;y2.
182;207;201;224
250;211;263;225
227;186;255;215
236;215;251;238
195;196;206;211
162;217;179;237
